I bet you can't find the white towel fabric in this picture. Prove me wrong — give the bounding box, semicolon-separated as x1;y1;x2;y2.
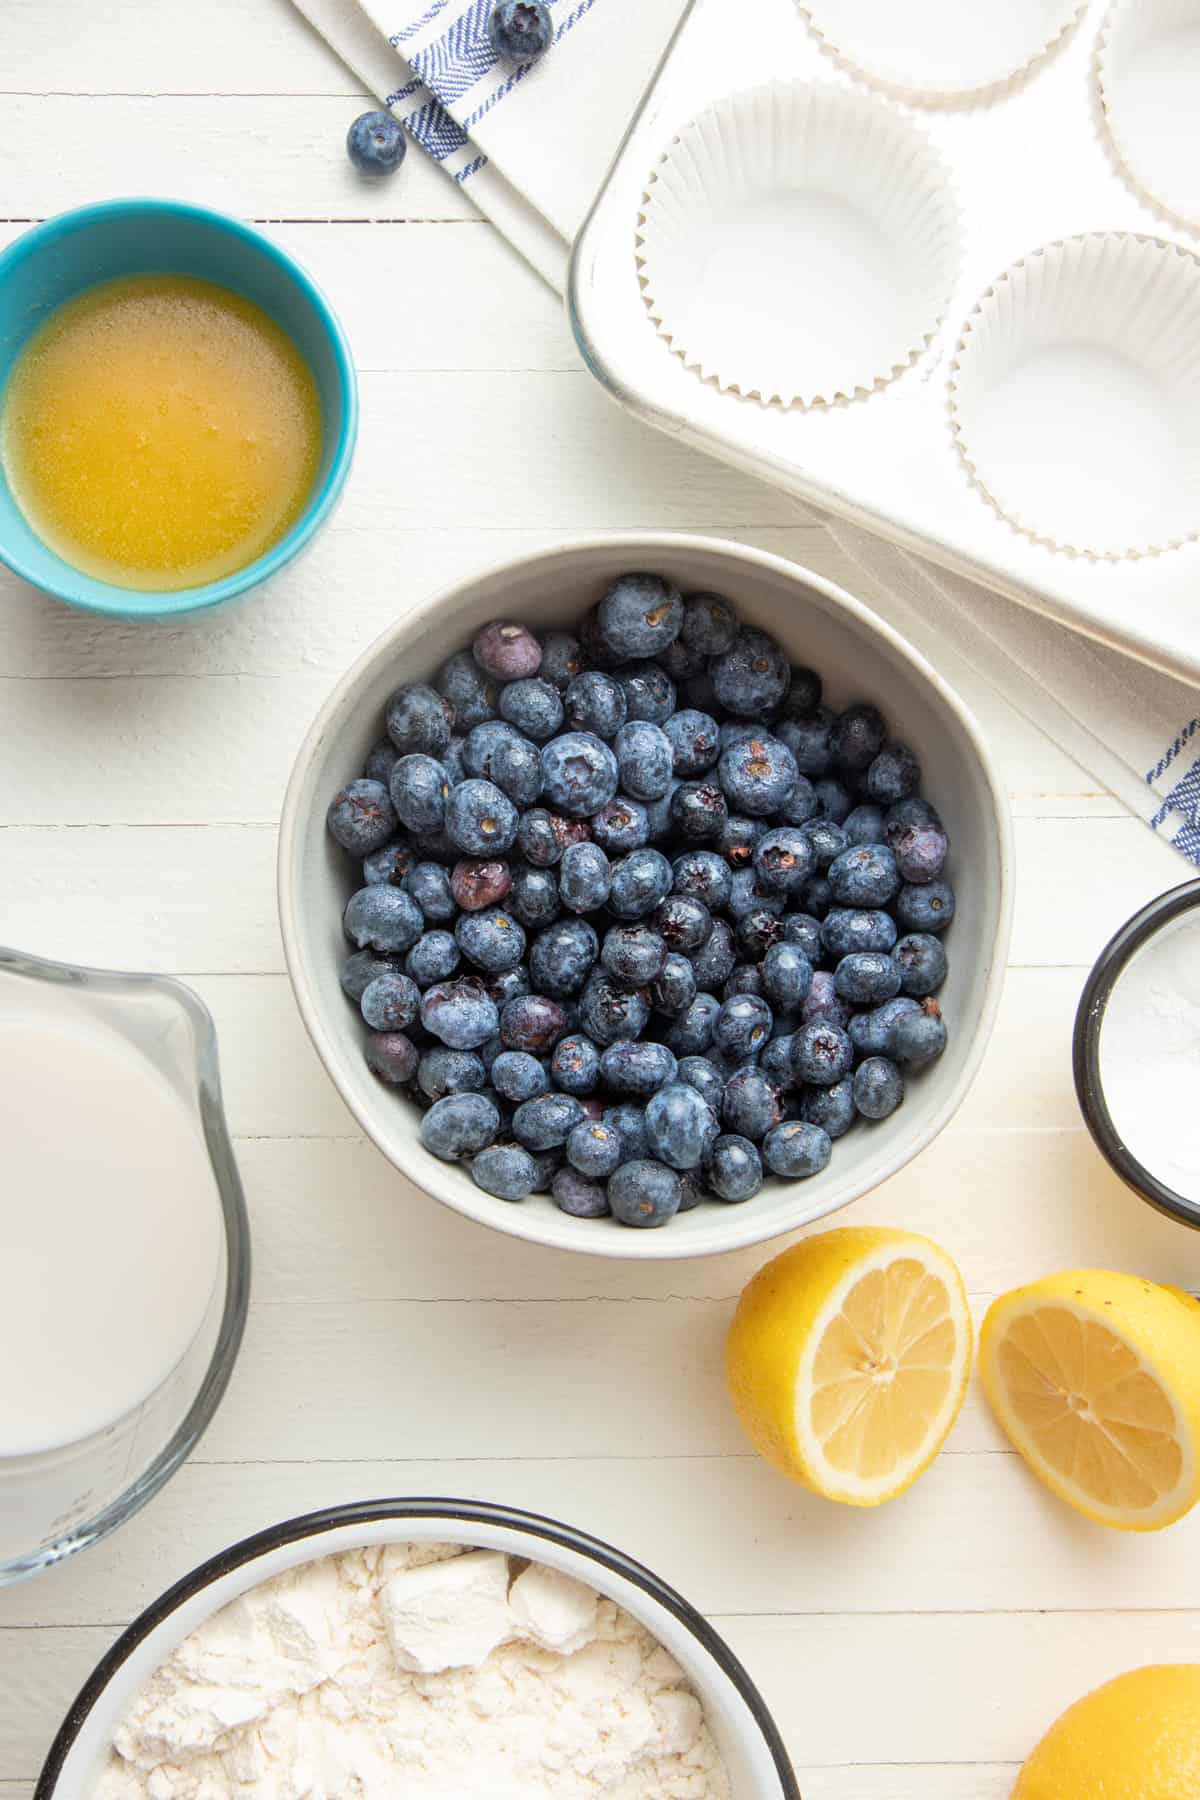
296;0;1200;868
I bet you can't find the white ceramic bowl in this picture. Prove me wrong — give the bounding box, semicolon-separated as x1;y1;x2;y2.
35;1498;798;1798
278;535;1013;1260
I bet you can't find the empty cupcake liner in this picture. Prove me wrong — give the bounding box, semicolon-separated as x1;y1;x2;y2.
636;81;962;409
797;0;1088;105
1098;0;1200;233
949;233;1200;559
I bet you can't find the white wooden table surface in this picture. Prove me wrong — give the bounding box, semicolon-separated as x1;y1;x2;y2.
3;4;1200;1794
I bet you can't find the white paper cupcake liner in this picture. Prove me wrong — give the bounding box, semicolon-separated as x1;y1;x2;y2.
798;0;1088;105
636;82;961;409
949;233;1200;559
1098;0;1200;233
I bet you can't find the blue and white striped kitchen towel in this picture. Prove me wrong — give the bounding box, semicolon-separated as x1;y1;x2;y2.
293;0;1200;868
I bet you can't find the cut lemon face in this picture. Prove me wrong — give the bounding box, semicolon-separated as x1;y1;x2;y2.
725;1227;973;1506
980;1272;1200;1532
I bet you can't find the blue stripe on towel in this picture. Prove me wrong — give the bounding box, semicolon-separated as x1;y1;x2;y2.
404;95;471;160
390;0;452;46
411;0;496;104
1146;718;1200;786
462;0;598;129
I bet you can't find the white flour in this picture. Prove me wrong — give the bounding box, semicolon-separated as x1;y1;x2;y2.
95;1541;731;1800
1099;910;1200;1198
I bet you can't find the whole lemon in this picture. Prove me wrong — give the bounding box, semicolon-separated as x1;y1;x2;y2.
1013;1664;1200;1798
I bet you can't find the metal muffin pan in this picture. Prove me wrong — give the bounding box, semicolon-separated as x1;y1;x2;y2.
568;0;1200;685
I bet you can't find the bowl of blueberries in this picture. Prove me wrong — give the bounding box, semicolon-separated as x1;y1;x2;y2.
279;535;1013;1258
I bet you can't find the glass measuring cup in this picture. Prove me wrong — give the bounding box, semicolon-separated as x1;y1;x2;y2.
0;947;250;1586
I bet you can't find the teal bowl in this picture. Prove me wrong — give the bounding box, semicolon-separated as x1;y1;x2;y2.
0;199;357;619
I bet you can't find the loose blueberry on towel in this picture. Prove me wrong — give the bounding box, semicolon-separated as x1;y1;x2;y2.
487;0;553;63
346;110;407;177
325;577;956;1223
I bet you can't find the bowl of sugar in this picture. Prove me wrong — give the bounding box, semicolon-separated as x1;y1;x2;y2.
0;946;249;1585
1074;879;1200;1230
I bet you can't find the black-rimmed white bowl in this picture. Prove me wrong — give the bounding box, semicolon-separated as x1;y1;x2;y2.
35;1498;798;1799
1073;877;1200;1231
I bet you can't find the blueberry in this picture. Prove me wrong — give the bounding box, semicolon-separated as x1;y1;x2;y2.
436;649;498;732
420;1092;500;1161
498;677;563;743
890;999;947;1067
540;731;619;818
499;993;567;1054
722;1066;782;1141
472;1144;538;1201
532;631;579;691
799;817;849;870
706;1134;763;1202
363;841;413;888
552;1167;611;1218
829;844;900;908
717;814;765;866
420;976;499;1049
516;807;565;867
753;826;817;895
689;917;737;990
441;736;466;789
578;969;651;1045
813;777;853;825
759;1034;796;1089
597;572;683;660
782;913;823;963
672;850;732;911
800;969;851;1030
677;1055;725;1113
724;966;764;1000
364;1031;418;1084
361;971;420;1032
781;667;823;717
670;781;729;842
550;1033;602;1095
762;942;813;1011
346;109;407;176
563;669;627;740
893;932;947;997
328;779;398;857
896;880;955;934
341;949;403;1002
791;1021;853;1086
601;1040;677;1096
642;782;680;843
590;796;649;855
513;1092;585;1151
445;780;519;857
565;1119;623;1180
885;797;941;845
344;885;424;954
462;721;542;807
486;0;554;62
676;1170;706;1212
663;991;721;1057
777;707;835;776
618;661;676;724
848;996;921;1059
660;636;707;683
364;740;399;786
559;841;612;914
404;860;457;920
835;951;902;1005
800;874;833;919
608;1159;682;1228
608;847;673;920
714;994;773;1059
853;1057;904;1120
830;703;885;773
386;683;452;758
650;895;709;955
455;905;525;975
821;908;898;958
680;590;738;657
489;966;531;1011
842;803;887;846
650;952;697;1017
680;669;720;713
491;1050;549;1104
602;923;668;988
388;754;448;836
495;870;551;936
644;1083;718;1170
866;742;921;804
529;918;598;997
736;908;785;963
718;733;798;817
663;708;721;777
893;820;949;885
800;1078;857;1140
603;1102;649;1165
416;1047;487;1102
763;1120;832;1179
473;620;542;681
710;627;791;717
614;720;674;802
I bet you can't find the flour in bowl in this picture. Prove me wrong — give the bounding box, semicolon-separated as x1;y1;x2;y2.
95;1540;731;1799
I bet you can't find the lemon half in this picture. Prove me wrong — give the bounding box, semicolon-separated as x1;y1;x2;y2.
725;1226;973;1506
